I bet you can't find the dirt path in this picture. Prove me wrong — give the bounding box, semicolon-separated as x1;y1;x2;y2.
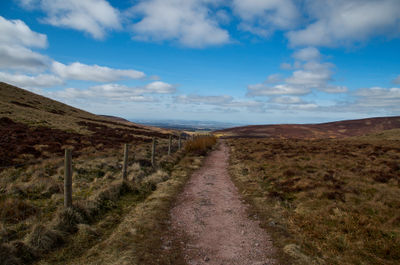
170;141;276;265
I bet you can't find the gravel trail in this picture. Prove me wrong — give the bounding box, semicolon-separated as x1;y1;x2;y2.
170;141;276;265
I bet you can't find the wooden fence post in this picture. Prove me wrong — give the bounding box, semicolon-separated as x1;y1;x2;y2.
122;144;128;181
151;137;156;166
168;135;172;155
64;149;72;208
178;134;181;150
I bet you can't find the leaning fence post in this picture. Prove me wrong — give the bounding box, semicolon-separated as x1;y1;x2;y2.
151;137;156;166
64;149;72;208
168;135;172;155
122;144;128;181
178;134;181;150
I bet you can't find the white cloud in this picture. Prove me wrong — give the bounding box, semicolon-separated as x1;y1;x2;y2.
0;44;50;72
248;48;347;96
265;73;283;83
221;100;264;110
280;62;293;70
268;96;318;110
287;61;348;93
0;71;63;88
286;62;333;88
247;83;311;96
393;75;400;84
128;0;230;48
270;96;303;104
175;94;233;105
51;61;145;82
287;0;400;47
292;47;321;61
49;81;176;102
143;81;176;94
0;16;47;48
0;16;49;72
175;94;264;111
232;0;299;37
321;85;348;94
51;87;155;103
355;87;400;108
321;86;400;114
18;0;121;39
292;103;318;110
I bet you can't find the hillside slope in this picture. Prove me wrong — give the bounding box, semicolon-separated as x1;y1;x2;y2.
215;116;400;139
0;82;171;167
0;82;166;134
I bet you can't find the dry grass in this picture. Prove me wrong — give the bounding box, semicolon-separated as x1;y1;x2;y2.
26;224;64;252
0;133;217;264
227;136;400;264
0;82;196;264
35;151;209;265
0;136;188;263
184;135;217;155
0;198;37;224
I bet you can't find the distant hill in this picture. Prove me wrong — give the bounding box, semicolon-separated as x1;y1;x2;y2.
214;116;400;139
134;119;240;132
0;82;172;167
99;115;132;123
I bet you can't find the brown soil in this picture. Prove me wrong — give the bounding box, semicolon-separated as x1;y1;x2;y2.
171;141;276;265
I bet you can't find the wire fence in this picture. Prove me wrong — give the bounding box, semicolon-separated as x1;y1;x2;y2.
0;134;192;226
0;134;188;170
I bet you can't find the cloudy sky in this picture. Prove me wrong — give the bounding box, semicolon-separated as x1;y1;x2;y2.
1;0;400;124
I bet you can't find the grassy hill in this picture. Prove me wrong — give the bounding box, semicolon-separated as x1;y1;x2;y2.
215;116;400;139
0;82;162;133
0;82;173;168
0;82;219;265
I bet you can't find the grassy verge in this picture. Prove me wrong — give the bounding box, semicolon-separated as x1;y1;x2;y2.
227;137;400;265
33;137;217;264
0;138;184;264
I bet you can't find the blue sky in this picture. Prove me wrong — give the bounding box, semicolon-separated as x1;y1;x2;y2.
1;0;400;125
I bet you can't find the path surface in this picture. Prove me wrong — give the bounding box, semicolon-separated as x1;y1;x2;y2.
171;141;276;265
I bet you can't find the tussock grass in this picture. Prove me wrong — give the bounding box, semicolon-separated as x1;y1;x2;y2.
35;147;214;264
52;207;85;233
0;128;213;264
0;243;23;265
76;155;205;265
0;198;37;223
0;137;176;262
228;137;400;264
25;224;64;252
184;135;217;155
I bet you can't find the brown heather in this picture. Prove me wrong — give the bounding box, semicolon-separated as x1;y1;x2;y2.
227;133;400;265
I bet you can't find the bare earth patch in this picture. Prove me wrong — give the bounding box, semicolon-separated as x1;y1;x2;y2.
171;141;276;265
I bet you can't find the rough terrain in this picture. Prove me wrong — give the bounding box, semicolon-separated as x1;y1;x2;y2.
215;116;400;138
171;141;276;265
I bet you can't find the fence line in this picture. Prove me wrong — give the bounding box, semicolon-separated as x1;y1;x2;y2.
0;134;190;170
0;133;205;209
64;149;73;208
60;133;190;208
122;143;129;181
